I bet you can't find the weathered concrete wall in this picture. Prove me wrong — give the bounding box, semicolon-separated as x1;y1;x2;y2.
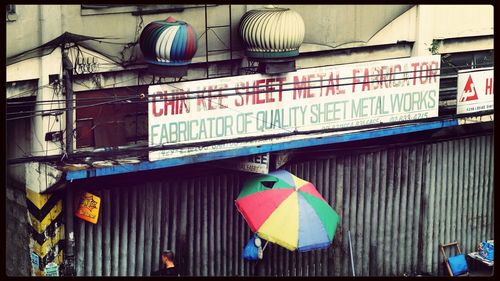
5;181;31;276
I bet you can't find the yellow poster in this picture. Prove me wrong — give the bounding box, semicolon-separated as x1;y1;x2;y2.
75;192;101;224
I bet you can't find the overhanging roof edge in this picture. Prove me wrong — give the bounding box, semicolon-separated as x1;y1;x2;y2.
65;119;459;181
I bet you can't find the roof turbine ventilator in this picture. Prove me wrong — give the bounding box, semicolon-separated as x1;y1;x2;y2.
239;5;305;74
139;16;198;77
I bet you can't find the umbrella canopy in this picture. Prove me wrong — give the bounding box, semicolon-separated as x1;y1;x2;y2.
235;170;340;252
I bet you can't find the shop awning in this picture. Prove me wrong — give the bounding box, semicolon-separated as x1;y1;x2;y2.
63;119;461;181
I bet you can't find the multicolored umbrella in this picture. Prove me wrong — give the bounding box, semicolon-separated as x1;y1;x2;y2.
235;170;340;252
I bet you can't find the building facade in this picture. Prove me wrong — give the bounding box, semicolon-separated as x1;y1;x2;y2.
6;4;494;276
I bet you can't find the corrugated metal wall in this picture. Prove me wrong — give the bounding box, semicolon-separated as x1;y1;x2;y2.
74;133;494;276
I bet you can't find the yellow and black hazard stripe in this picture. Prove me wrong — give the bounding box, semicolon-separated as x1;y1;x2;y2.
26;189;65;276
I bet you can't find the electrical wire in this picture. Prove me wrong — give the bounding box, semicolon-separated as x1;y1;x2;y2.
63;107;494;162
29;111;46;155
1;63;446;106
6;94;137;106
14;143;30;158
6;63;493;108
5;110;494;165
6;60;493;159
5;25;494;163
0;69;467;121
302;40;369;50
4;64;481;118
6;84;56;99
5;75;143;106
72;75;141;92
7;77;143;112
76;46;119;66
65;100;106;151
6;94;142;121
11;87;172;106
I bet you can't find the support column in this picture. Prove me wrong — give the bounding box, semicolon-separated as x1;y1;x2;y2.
26;188;65;276
411;5;435;56
25;5;66;276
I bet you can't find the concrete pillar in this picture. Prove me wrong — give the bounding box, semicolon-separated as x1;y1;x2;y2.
26;188;65;276
411;5;435;57
31;5;64;159
25;5;66;277
28;5;66;193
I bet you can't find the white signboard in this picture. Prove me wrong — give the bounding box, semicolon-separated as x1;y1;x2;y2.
214;152;292;174
456;67;494;114
149;55;440;161
239;153;269;174
217;153;270;174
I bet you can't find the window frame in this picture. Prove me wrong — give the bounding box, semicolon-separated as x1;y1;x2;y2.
439;49;494;101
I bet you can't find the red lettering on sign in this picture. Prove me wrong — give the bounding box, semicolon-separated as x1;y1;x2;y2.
275;77;285;102
218;92;228;109
234;81;248;107
307;74;316;97
152;94;164;117
197;92;207;111
352;69;361;92
265;79;276;103
293;75;311;99
419;62;429;84
411;62;420;85
234;85;243;106
207;88;216;110
362;68;370;91
325;72;344;96
254;79;266;104
163;96;177;114
234;78;285;107
317;73;326;96
152;90;191;116
408;61;439;86
485;78;493;95
376;66;386;89
177;94;190;114
430;61;439;83
196;85;229;111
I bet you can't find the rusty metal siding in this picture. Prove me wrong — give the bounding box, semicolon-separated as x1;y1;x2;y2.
419;135;495;274
74;133;493;276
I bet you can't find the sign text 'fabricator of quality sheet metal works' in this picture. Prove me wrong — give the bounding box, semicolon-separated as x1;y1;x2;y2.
149;55;440;161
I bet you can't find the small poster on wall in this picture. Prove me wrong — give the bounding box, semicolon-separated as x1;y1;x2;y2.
44;262;59;276
75;192;101;224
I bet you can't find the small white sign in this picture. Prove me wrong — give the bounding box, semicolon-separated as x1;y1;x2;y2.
215;153;270;174
274;150;293;169
234;153;270;174
44;262;59;277
456;67;494;114
31;252;39;268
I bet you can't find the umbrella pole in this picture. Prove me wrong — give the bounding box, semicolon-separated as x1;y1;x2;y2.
348;230;355;276
262;241;269;251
